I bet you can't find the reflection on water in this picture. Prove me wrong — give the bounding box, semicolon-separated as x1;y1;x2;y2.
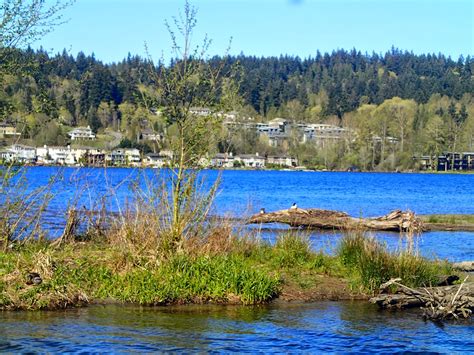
1;302;472;352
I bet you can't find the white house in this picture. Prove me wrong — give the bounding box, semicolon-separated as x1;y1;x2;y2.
267;155;298;167
68;126;96;140
235;153;266;168
145;153;169;168
1;144;36;163
108;148;141;166
124;148;141;166
190;107;211;116
108;149;126;165
36;145;80;165
211;153;235;168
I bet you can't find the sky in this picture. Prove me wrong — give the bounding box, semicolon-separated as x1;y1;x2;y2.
35;0;473;63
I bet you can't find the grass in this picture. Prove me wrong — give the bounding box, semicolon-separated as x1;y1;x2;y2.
0;167;457;310
2;230;455;310
337;232;453;293
0;239;282;310
421;214;474;225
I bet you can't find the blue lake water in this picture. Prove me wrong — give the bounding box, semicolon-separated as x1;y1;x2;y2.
9;167;474;261
1;167;474;352
1;303;472;353
21;167;474;217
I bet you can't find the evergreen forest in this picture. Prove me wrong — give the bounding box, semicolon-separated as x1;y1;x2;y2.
1;47;473;170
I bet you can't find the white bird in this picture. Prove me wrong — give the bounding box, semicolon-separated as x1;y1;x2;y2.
260;208;266;214
290;202;297;210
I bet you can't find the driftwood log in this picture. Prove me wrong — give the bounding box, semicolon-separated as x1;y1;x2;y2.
453;261;474;272
248;208;423;233
370;278;474;320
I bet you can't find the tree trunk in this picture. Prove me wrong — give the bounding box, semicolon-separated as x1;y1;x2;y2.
248;208;423;233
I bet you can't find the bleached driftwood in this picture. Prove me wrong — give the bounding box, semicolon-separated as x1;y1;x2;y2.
248;208;423;233
370;278;474;320
453;261;474;272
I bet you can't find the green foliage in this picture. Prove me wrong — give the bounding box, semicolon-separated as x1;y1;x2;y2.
118;138;152;154
0;245;280;309
337;232;452;293
272;233;311;268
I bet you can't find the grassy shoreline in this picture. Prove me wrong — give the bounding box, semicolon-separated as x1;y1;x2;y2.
0;233;454;311
420;214;474;231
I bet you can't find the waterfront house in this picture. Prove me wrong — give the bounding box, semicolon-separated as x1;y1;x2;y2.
1;144;36;163
125;148;141;166
413;155;435;170
108;148;141;166
235;153;266;168
108;149;126;166
68;126;96;140
267;155;298;167
144;153;169;168
84;148;105;166
211;153;235;168
438;152;474;171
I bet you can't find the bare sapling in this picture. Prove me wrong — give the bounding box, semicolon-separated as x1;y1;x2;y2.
143;0;239;253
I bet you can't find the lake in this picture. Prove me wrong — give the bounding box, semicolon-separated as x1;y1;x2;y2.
1;303;472;352
1;168;473;352
10;167;474;261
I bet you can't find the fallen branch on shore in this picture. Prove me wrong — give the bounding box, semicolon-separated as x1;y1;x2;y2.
453;261;474;272
248;208;424;233
370;277;474;320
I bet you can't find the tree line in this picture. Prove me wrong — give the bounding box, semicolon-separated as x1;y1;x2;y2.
0;47;473;170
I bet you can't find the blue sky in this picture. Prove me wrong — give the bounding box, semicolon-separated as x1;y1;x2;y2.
36;0;473;63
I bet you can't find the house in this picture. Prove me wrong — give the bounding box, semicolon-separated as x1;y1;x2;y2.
159;150;174;159
235;153;266;168
413;155;435;170
68;126;96;140
0;123;21;138
144;153;169;168
267;155;298;167
139;129;162;142
301;124;348;145
108;149;126;166
124;148;141;166
372;135;399;144
1;144;36;163
256;118;291;147
438;152;474;171
211;153;235;168
108;148;141;166
257;118;289;137
190;107;212;116
69;147;92;165
0;149;14;162
84;148;105;166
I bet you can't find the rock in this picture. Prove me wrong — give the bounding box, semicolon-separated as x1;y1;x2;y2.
26;272;42;286
436;275;460;286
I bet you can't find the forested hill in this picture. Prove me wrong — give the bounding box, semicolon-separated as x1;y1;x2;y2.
1;48;472;125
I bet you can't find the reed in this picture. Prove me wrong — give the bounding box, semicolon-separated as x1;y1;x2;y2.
337;231;453;293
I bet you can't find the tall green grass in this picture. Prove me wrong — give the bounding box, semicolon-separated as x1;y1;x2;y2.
337;232;452;293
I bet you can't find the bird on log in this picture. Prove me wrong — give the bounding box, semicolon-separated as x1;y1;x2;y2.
248;208;424;233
